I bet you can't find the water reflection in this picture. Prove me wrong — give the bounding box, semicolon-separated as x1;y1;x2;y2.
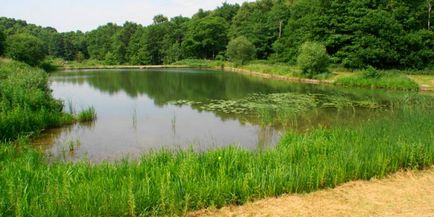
34;69;413;162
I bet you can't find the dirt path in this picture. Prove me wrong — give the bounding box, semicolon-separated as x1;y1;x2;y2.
191;168;434;217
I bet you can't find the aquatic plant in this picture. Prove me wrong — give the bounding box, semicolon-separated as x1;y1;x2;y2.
77;107;97;122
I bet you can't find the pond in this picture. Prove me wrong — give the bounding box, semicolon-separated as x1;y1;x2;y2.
33;68;416;162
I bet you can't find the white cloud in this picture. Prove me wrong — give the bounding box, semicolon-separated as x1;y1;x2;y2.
0;0;253;32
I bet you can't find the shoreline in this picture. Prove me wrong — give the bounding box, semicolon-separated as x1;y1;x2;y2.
191;167;434;217
58;64;433;92
59;64;192;70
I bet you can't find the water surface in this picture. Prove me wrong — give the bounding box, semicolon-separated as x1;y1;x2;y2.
34;68;405;162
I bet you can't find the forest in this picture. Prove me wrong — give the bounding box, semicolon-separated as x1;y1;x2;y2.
0;0;433;69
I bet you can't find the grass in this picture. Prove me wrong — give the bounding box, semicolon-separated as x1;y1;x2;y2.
77;107;97;122
0;60;74;141
238;62;298;76
2;58;434;216
335;71;420;91
48;57;107;69
174;59;432;91
408;74;434;91
173;59;226;68
0;108;433;216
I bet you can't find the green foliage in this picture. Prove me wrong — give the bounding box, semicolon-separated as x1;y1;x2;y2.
0;30;5;56
226;36;256;65
0;1;432;69
335;72;420;91
0;60;72;140
39;57;60;72
172;59;225;68
104;52;118;65
361;66;382;79
183;16;229;59
5;34;46;66
77;107;97;122
240;62;296;76
230;0;291;59
272;0;434;69
0;108;433;216
297;41;330;77
400;30;434;69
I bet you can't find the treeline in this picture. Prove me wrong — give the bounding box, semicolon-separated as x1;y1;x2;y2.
0;0;433;69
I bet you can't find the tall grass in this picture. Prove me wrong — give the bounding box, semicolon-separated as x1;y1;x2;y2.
172;59;226;68
0;61;73;141
0;108;433;216
335;71;420;91
77;107;97;122
239;63;298;76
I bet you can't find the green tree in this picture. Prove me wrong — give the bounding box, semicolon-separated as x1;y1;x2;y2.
297;41;330;77
226;36;256;65
86;23;120;61
230;0;290;59
183;16;228;59
6;34;46;66
126;28;151;65
212;3;240;23
0;30;5;56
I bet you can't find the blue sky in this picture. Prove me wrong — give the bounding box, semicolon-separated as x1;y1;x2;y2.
0;0;252;32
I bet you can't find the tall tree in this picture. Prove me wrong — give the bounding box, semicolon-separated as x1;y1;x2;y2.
86;23;121;61
183;16;229;59
230;0;291;59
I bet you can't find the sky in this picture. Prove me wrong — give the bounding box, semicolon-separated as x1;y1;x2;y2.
0;0;253;32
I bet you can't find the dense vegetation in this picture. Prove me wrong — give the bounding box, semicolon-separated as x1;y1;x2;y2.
0;0;432;69
1;105;433;216
0;60;72;141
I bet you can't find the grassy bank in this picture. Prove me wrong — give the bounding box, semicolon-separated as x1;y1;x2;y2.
1;108;433;216
47;58;433;91
173;59;433;91
335;72;420;91
0;60;74;141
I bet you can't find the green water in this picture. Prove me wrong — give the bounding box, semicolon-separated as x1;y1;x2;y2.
34;68;422;162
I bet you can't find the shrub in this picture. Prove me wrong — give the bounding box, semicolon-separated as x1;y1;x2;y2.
361;66;382;79
226;36;256;65
5;34;46;66
297;41;330;77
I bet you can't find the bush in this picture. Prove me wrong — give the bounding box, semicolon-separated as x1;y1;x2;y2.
361;66;382;79
226;36;256;65
5;34;46;66
297;41;330;77
104;52;118;65
39;59;59;72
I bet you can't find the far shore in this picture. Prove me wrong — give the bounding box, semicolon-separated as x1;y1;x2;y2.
58;64;434;92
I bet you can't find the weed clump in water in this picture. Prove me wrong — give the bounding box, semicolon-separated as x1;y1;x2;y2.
77;107;97;122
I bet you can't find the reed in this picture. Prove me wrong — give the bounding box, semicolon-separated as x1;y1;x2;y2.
0;108;432;216
77;107;97;122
